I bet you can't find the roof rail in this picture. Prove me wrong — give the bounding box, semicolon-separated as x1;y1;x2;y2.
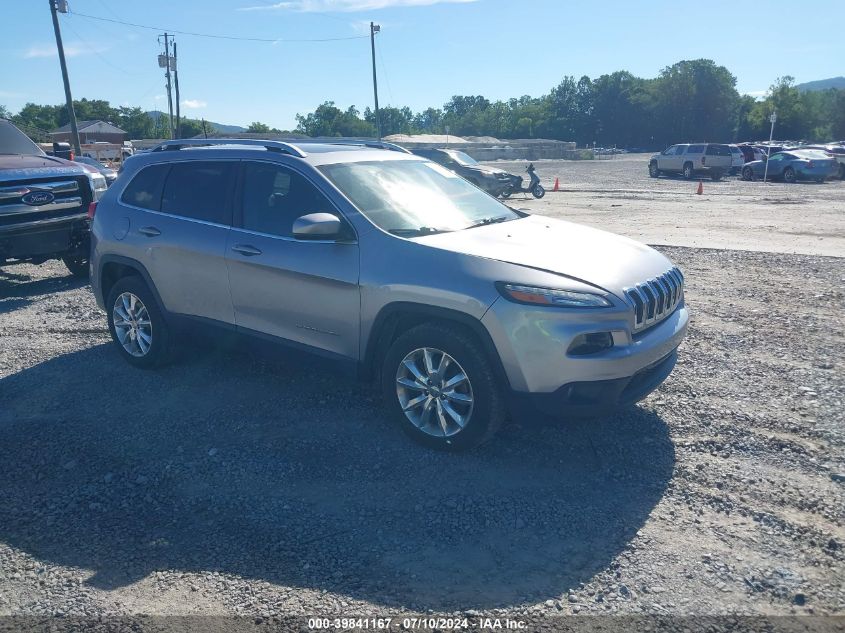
320;140;412;154
150;138;307;158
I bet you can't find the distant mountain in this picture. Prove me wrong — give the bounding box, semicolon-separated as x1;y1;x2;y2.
145;110;246;133
796;77;845;92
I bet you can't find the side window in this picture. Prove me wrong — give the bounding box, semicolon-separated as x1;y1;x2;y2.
240;162;335;238
674;146;686;155
687;144;704;154
120;163;170;211
161;161;235;225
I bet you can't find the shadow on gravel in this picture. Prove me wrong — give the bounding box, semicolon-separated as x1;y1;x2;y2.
0;270;87;301
0;343;675;610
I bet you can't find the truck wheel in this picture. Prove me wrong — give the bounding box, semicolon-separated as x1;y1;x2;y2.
62;255;89;278
381;323;505;450
783;167;796;183
500;187;512;199
106;276;171;369
648;162;660;178
742;166;754;181
683;162;694;180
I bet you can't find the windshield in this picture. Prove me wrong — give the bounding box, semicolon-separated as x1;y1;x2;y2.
0;120;44;155
319;159;519;234
445;150;479;166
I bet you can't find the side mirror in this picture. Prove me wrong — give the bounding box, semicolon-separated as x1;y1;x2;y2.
292;212;344;240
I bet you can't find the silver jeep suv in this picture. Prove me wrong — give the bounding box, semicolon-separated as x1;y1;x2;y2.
90;139;688;449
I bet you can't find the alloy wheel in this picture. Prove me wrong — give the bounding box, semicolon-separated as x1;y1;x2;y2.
112;292;153;357
395;347;474;438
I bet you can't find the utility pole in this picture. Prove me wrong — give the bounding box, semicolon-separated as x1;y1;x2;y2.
370;22;381;140
173;41;181;139
158;33;174;139
49;0;81;155
763;111;776;183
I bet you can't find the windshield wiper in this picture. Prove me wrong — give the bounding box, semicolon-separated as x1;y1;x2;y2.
388;227;451;236
465;215;514;230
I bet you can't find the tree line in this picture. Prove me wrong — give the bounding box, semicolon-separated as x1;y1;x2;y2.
4;59;844;148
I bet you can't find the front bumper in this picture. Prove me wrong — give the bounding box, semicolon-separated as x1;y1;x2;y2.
0;212;89;261
509;348;678;419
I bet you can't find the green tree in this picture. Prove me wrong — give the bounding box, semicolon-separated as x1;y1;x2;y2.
247;121;271;133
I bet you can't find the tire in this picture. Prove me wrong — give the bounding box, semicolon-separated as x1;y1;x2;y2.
648;162;659;178
839;164;845;180
381;322;506;451
710;169;723;182
532;184;545;198
783;167;796;183
683;162;694;180
742;166;754;181
500;187;512;199
816;178;825;184
61;255;89;278
106;275;171;369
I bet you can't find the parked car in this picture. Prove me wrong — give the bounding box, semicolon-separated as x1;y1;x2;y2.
410;148;514;197
0;118;103;277
737;144;765;164
728;144;745;175
74;155;118;186
648;143;733;180
90;138;689;450
799;145;845;180
741;149;839;183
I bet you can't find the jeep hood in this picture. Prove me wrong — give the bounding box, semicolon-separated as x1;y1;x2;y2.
418;214;674;295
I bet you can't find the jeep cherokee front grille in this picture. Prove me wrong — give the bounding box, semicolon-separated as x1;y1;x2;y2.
624;267;684;332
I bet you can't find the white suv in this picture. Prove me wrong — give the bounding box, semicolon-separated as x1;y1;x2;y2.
649;143;733;180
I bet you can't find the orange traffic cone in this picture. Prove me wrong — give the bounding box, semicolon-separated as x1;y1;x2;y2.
553;177;560;192
696;180;703;195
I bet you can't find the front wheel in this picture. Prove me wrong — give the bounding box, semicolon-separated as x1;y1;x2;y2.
648;162;660;178
499;186;512;199
783;167;796;183
61;255;89;278
532;184;546;198
106;276;171;369
381;323;505;450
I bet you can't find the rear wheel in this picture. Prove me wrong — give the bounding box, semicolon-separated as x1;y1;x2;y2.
710;169;723;181
61;255;89;278
381;323;505;450
106;276;171;369
742;166;754;181
683;162;694;180
648;162;660;178
783;167;796;183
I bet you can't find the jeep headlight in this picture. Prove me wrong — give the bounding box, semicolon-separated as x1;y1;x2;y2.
496;283;612;308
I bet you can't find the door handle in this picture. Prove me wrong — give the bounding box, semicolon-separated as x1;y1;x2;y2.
231;244;262;256
138;226;161;237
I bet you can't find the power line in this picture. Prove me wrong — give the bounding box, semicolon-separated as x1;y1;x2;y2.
68;11;369;43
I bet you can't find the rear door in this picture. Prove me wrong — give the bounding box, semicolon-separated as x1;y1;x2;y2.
225;160;360;360
120;160;236;324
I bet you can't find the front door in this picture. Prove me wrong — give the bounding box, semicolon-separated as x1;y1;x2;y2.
225;161;360;360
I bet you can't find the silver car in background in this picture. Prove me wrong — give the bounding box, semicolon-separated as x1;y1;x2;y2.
90;139;688;450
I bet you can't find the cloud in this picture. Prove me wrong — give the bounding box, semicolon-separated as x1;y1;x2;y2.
23;41;109;59
181;99;207;109
239;0;477;12
153;94;166;101
744;90;767;99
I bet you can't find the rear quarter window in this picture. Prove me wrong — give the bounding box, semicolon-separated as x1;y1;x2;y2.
161;161;235;225
120;163;170;211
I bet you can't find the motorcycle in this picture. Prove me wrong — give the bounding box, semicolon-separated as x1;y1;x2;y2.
500;163;545;199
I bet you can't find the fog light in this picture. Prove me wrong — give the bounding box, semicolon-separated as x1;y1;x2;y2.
568;332;613;355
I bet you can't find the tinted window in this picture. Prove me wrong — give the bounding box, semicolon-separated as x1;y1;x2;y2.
240;162;334;237
161;161;234;224
687;145;705;153
706;144;732;156
121;163;170;211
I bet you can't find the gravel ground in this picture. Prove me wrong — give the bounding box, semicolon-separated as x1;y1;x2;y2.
484;155;845;257
0;243;842;618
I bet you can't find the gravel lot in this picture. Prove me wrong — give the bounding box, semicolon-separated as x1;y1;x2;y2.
0;159;843;621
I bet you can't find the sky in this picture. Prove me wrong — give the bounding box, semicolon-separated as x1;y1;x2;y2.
2;0;843;131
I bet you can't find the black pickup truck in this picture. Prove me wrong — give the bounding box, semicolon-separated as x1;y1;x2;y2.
1;118;105;277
